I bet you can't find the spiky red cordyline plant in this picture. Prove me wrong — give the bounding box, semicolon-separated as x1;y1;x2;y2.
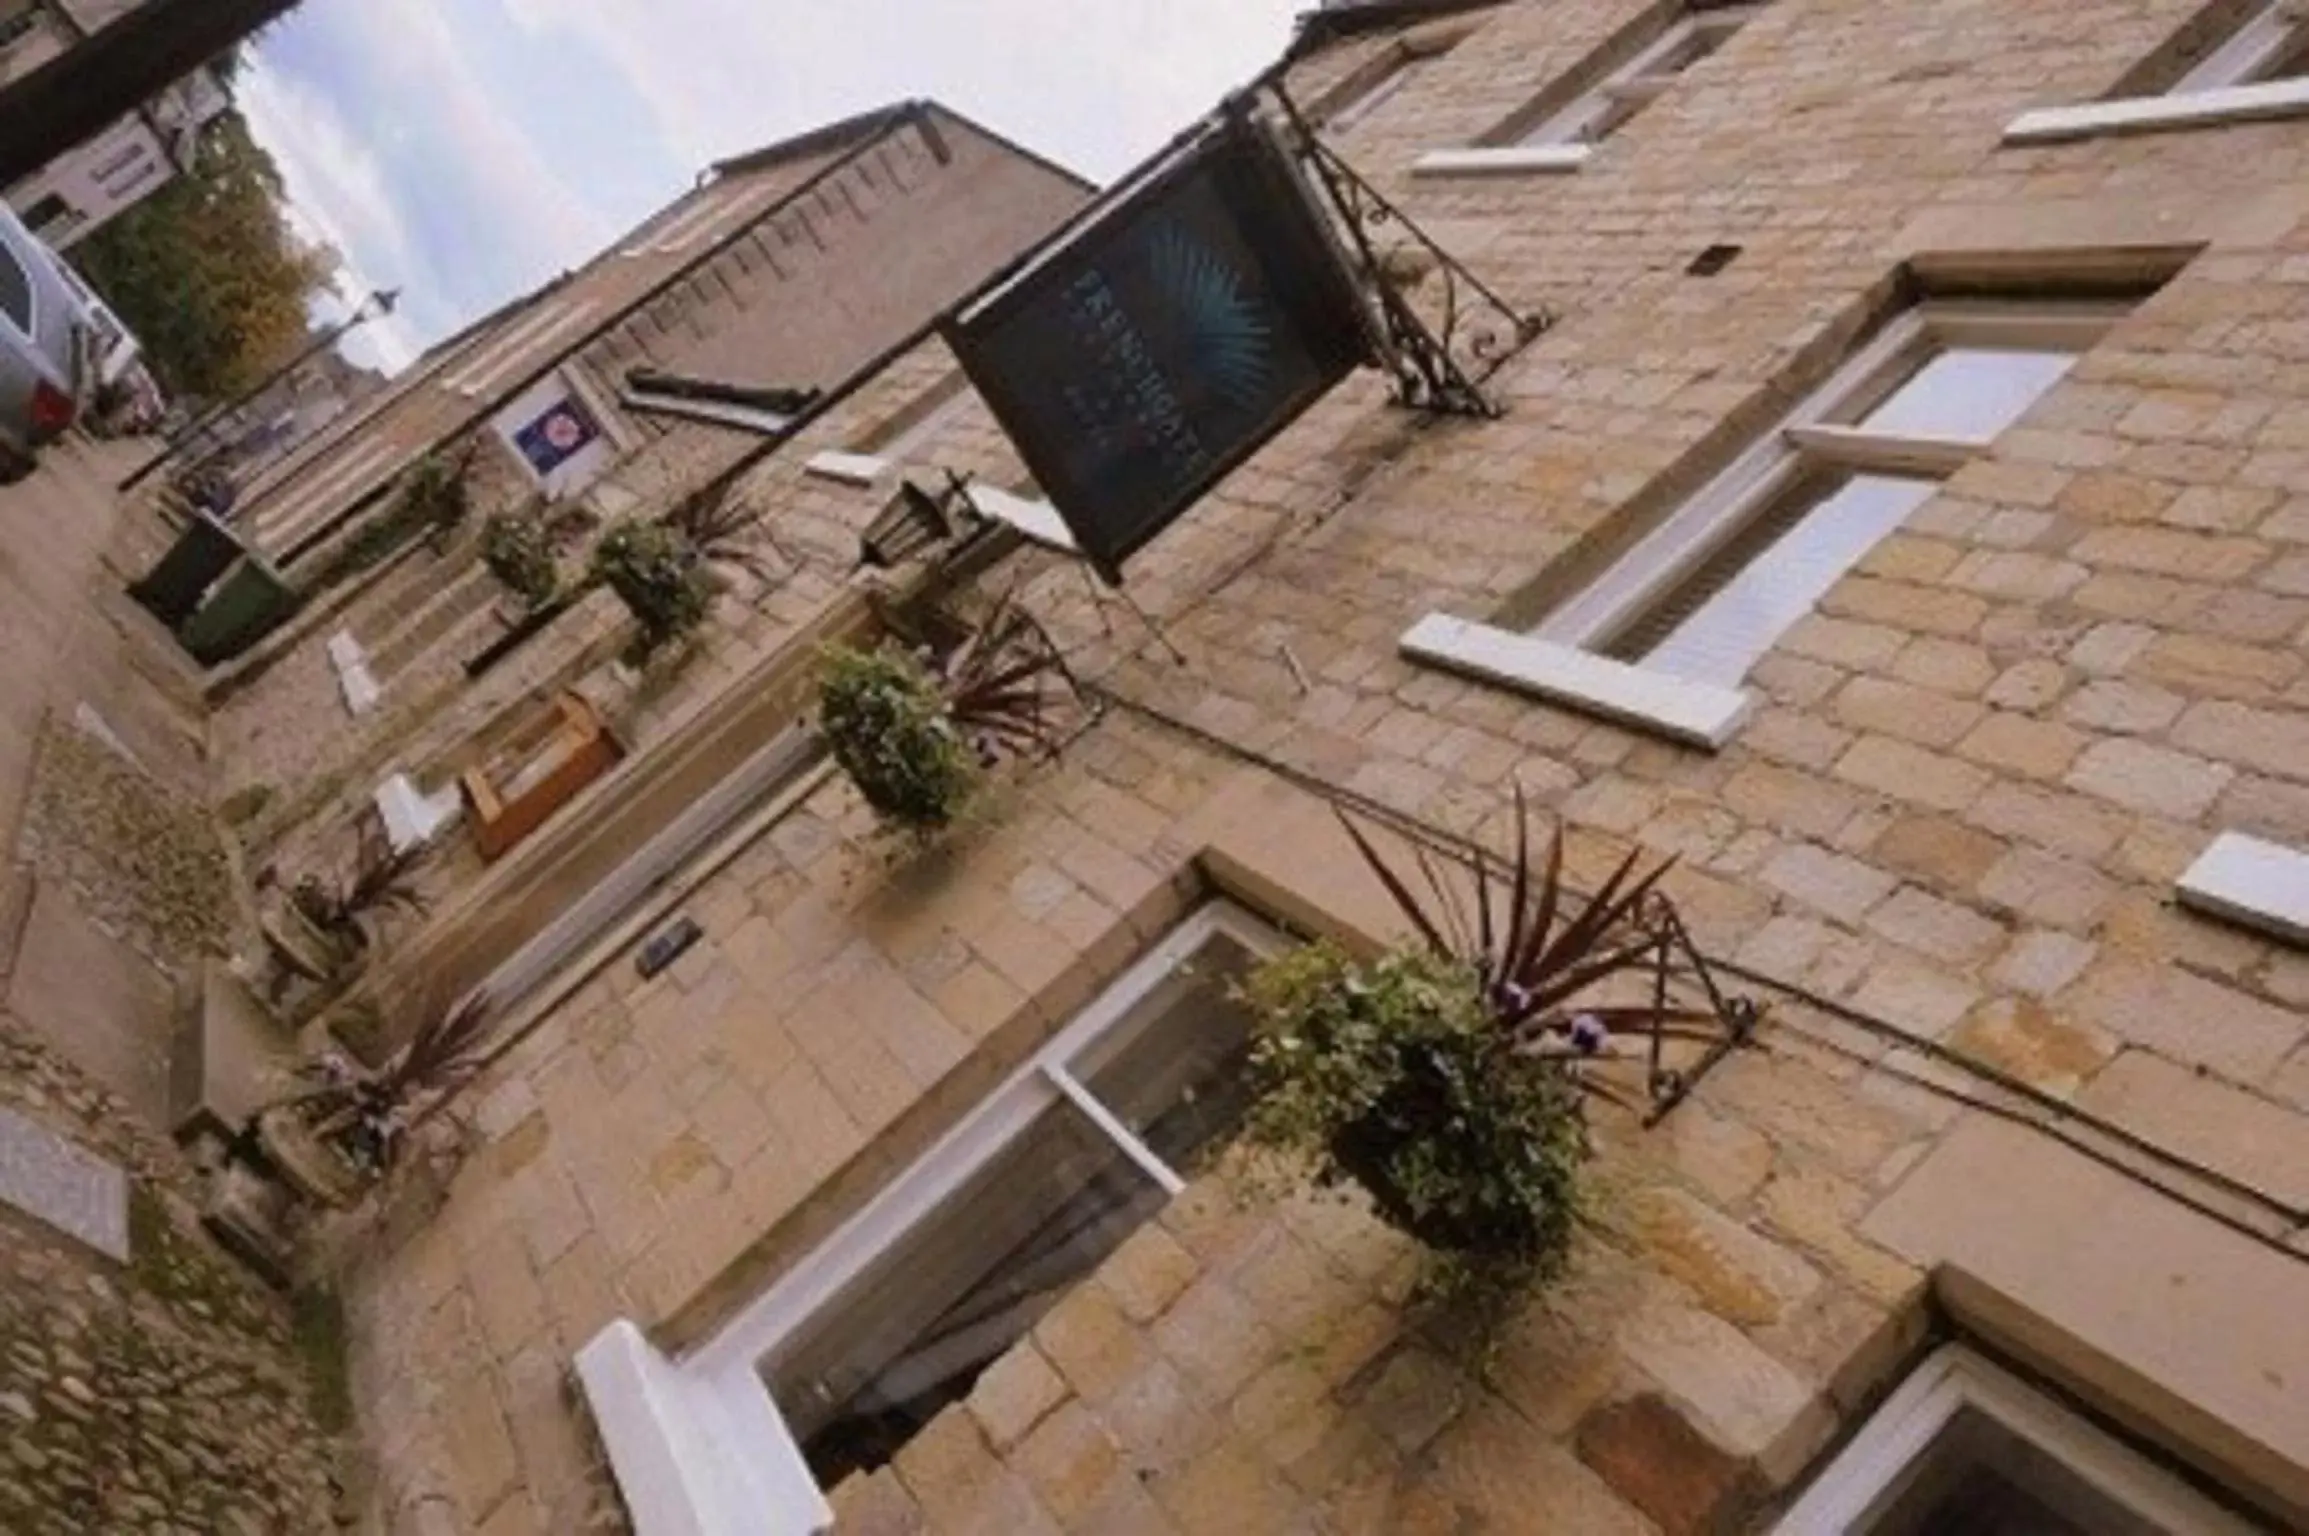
1338;786;1718;1102
661;477;777;583
289;819;429;951
284;992;493;1176
938;588;1069;764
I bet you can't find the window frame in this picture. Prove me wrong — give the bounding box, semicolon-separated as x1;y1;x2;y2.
1404;294;2124;748
1773;1344;2261;1534
576;901;1286;1536
1541;301;2117;658
1520;4;1754;149
2005;0;2309;144
2174;0;2305;92
1413;3;1760;178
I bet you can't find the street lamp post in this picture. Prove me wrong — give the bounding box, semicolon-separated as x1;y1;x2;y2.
119;286;400;494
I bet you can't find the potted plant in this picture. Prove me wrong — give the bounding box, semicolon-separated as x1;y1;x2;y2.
481;508;561;611
590;518;712;663
1239;792;1713;1293
816;593;1071;834
259;824;428;1002
663;477;780;586
252;994;491;1209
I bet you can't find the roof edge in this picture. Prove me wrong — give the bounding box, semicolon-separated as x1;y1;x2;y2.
1290;0;1508;53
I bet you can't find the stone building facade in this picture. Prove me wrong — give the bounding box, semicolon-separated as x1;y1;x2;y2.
218;0;2309;1531
208;102;1089;891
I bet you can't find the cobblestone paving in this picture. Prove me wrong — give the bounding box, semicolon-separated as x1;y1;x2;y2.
16;716;234;976
0;1015;340;1535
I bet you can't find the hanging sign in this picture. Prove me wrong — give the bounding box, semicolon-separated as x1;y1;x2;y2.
945;112;1376;582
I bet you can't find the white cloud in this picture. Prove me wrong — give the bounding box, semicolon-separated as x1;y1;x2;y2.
247;0;1311;369
491;0;1305;183
244;2;617;356
239;61;424;371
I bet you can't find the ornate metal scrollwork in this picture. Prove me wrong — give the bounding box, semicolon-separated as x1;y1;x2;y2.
1268;85;1551;418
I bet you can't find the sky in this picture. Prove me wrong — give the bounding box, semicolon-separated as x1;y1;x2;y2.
240;0;1310;374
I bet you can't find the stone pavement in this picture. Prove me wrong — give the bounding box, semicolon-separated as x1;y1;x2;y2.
0;436;232;1130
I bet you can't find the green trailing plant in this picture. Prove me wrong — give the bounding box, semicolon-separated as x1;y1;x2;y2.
817;593;1069;833
1239;791;1710;1299
481;510;561;609
591;518;712;663
398;450;476;548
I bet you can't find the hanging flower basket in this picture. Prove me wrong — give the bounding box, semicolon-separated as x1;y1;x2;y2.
592;520;712;662
1241;792;1739;1286
817;592;1075;834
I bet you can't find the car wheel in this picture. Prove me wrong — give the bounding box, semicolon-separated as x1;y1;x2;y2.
0;449;34;485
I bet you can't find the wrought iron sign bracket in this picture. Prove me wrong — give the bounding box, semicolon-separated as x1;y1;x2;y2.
1264;86;1551;419
1633;895;1761;1126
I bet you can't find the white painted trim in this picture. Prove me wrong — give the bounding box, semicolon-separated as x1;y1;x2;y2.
325;628;380;716
1412;144;1590;177
1538;313;1925;650
802;450;885;487
623;388;798;438
1773;1345;2261;1534
1043;1064;1185;1197
1401;614;1752;750
2003;76;2309;146
1518;5;1761;149
576;902;1286;1536
1782;423;1981;478
2177;831;2309;946
2175;1;2302;92
338;661;381;717
374;773;461;854
965;485;1077;552
576;1320;832;1536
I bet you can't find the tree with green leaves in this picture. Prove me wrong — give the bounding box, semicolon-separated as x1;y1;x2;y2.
73;111;334;401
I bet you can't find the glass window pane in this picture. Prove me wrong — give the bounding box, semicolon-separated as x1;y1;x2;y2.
1858;346;2076;441
1068;930;1263;1171
768;1099;1162;1486
1643;474;1937;686
0;242;30;331
1854;1407;2174;1536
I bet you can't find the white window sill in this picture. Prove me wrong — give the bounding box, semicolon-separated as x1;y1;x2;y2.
2177;832;2309;947
1400;614;1753;750
967;485;1078;552
326;629;380;717
1411;144;1591;178
802;450;886;487
2004;77;2309;146
624;391;797;438
576;1319;832;1536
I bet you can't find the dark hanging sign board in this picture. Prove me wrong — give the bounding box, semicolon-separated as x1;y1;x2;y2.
944;112;1377;583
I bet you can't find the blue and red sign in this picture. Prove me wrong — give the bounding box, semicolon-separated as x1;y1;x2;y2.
512;395;602;476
